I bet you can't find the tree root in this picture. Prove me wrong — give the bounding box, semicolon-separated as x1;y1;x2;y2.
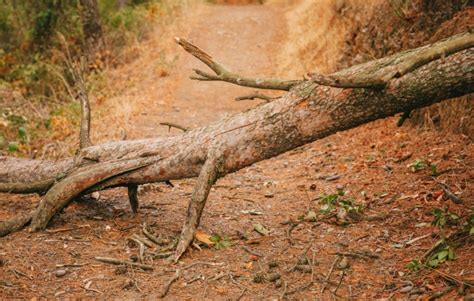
0;213;32;237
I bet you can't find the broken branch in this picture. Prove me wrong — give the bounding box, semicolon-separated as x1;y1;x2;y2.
175;37;302;91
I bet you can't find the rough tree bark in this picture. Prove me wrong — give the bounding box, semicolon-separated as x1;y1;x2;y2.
0;33;473;261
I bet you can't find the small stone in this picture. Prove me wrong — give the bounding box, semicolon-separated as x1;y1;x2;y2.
297;257;309;265
336;184;344;191
268;261;279;268
275;279;283;288
264;192;274;198
129;255;138;262
338;257;350;269
253;273;265;283
115;266;127;275
91;192;100;200
55;269;67;277
400;285;413;293
304;210;317;222
265;273;281;282
294;265;312;273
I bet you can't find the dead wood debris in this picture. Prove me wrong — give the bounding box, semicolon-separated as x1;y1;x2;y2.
94;256;153;271
158;261;225;298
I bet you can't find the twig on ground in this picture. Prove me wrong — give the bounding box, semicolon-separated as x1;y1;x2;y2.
405;233;431;246
56;263;87;268
242;246;263;257
159;269;180;298
332;251;379;260
142;223;165;246
333;271;345;295
321;256;340;293
235;288;247;301
45;224;91;233
130;237;145;264
131;234;154;248
437;182;463;204
428;285;454;300
94;257;153;271
158;261;225;298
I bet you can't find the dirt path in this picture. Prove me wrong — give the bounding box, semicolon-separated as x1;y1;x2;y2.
98;3;286;141
1;2;472;300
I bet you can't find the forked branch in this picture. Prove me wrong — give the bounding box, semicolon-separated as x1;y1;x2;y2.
175;37;302;91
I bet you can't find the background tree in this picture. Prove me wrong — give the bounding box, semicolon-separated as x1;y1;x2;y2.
79;0;105;63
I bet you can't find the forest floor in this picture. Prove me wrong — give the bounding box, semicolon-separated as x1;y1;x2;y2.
1;1;473;300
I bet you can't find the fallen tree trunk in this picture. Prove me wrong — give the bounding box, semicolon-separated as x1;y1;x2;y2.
1;33;473;261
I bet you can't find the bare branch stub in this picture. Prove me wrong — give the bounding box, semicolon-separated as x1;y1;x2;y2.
396;111;411;127
175;37;302;91
235;93;275;102
159;122;189;132
128;185;139;214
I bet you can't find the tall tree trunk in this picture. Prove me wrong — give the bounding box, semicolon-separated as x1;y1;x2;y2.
79;0;104;63
0;33;473;259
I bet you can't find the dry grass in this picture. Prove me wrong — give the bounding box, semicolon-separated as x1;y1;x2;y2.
277;0;382;77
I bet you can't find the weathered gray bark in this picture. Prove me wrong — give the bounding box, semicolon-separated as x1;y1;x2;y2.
0;33;473;258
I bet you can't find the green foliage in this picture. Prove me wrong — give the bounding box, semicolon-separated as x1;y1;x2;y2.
210;234;232;250
407;158;426;172
430;164;438;175
7;141;18;153
431;208;459;229
319;193;339;214
406;259;421;271
318;191;363;216
427;244;455;268
432;208;446;228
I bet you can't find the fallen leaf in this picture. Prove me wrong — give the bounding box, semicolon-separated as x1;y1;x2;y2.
253;224;270;236
194;230;215;246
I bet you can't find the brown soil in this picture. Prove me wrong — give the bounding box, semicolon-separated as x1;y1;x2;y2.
1;2;473;300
